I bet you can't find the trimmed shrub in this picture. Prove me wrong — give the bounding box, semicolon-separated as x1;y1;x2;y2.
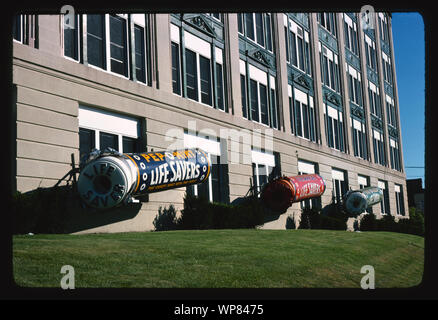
359;212;377;231
286;215;296;229
176;193;265;230
153;204;179;231
396;207;424;236
359;209;424;236
298;207;320;229
298;205;347;230
12;186;74;234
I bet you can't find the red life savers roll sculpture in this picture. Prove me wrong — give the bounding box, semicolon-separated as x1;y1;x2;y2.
261;174;326;213
77;148;211;209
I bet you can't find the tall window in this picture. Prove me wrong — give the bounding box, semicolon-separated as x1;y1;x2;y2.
324;104;345;152
215;48;226;111
64;15;80;61
132;14;148;84
347;65;363;106
320;43;340;92
298;160;321;209
378;13;389;43
240;60;278;129
344;14;358;55
378;180;390;215
386;95;397;128
284;15;312;76
289;86;316;142
382;52;393;85
87;14;106;69
184;133;228;203
332;168;348;203
78;106;141;163
368;81;381;118
390;138;401;171
317;12;337;37
170;24;226;111
364;35;377;71
109;15;129;77
351;118;368;160
252;149;277;196
171;41;181;95
395;184;405;216
373;129;386;166
13;14;33;45
13;15;24;42
238;13;273;52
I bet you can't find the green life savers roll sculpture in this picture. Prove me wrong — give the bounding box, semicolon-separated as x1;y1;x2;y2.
343;186;384;216
77;148;211;209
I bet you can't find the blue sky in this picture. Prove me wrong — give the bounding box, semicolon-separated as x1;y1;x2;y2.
391;12;425;187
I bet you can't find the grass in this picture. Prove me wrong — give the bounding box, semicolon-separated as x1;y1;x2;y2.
13;229;424;288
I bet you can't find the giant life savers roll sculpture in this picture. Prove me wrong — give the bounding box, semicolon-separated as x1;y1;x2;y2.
261;174;326;213
343;186;383;216
77;148;211;209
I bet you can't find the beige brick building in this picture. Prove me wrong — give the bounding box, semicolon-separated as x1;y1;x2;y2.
11;12;408;232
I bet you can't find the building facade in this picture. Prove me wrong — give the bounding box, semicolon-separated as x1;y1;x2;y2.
11;12;408;232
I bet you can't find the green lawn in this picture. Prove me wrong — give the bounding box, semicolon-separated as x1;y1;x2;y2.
13;229;424;288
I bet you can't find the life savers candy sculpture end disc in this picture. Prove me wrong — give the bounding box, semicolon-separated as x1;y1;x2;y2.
77;148;211;209
343;186;383;216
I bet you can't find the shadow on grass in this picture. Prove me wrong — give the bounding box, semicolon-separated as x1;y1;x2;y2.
11;185;141;234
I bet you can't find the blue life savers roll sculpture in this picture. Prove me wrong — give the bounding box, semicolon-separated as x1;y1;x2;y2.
77;148;211;209
342;186;384;216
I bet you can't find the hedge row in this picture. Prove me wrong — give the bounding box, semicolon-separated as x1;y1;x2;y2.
154;194;265;231
359;207;424;236
11;186;75;234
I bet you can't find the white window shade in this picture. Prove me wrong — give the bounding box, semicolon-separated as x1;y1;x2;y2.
344;13;353;27
358;175;368;186
184;133;220;155
332;169;345;181
325;104;339;120
252;149;275;166
373;129;381;140
394;184;401;193
298;160;315;174
378;180;386;189
294;88;307;104
170;24;180;43
184;31;211;59
353;118;363;131
79;106;139;138
215;47;223;64
249;64;268;85
239;59;246;75
132;14;145;26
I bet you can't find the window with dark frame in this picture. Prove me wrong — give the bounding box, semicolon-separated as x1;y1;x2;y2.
185;48;198;101
64;15;80;61
134;25;146;83
109;15;128;77
170;20;226;111
87;14;106;69
171;41;181;95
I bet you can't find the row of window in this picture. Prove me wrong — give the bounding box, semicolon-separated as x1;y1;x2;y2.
237;13;274;53
12;13;400;170
67;12;399;171
62;14;150;84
